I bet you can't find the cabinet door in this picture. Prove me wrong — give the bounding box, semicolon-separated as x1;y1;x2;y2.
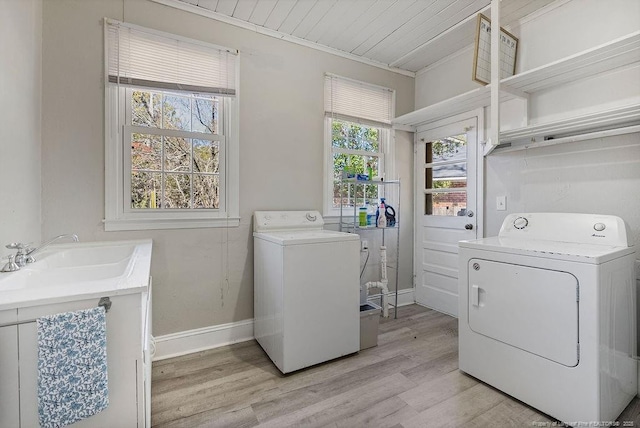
0;324;19;428
18;295;142;427
17;323;38;427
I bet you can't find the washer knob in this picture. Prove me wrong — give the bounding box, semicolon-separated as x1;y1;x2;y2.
593;222;606;232
513;216;528;230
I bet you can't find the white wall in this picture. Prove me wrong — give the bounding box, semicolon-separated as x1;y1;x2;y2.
40;0;414;336
0;0;42;256
416;0;640;243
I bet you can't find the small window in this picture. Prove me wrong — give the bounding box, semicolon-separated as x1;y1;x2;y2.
329;119;385;210
324;74;394;216
104;20;239;231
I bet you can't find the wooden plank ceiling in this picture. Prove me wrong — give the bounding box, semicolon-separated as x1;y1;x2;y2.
177;0;558;74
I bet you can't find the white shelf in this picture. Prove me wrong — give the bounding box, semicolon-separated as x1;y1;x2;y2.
493;104;640;153
393;31;640;130
393;85;512;129
502;31;640;94
499;104;640;143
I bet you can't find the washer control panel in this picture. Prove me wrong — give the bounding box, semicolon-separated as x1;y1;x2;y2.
498;213;630;247
254;210;324;232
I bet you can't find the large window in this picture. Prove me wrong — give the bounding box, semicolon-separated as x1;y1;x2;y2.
104;20;239;231
127;89;222;210
324;74;394;215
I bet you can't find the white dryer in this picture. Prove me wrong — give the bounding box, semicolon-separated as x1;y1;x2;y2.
459;213;636;425
253;211;360;373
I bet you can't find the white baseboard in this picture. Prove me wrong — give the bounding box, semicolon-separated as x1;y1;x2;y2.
153;318;254;361
153;288;416;361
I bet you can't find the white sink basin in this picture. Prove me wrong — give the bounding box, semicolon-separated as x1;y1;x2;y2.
35;243;136;270
0;240;152;310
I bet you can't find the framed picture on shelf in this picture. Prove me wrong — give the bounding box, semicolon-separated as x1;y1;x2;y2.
472;13;519;85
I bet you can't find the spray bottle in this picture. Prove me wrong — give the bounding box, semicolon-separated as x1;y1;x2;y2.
377;198;387;228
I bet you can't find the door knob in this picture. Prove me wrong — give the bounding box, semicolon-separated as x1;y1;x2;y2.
465;224;473;230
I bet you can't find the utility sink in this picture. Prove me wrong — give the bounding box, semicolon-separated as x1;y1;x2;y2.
0;240;152;310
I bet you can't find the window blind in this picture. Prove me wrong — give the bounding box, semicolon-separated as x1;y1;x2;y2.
324;74;394;127
106;20;237;95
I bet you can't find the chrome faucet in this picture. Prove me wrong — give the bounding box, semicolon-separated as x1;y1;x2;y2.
25;234;79;263
2;234;79;271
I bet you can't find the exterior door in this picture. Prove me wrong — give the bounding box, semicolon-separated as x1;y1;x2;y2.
414;116;479;316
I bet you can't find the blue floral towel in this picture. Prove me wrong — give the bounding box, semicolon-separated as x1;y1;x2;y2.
37;306;109;428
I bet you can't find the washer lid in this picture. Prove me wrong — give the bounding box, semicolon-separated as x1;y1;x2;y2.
460;236;635;264
253;229;359;246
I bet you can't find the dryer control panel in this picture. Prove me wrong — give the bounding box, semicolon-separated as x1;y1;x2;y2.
498;213;631;247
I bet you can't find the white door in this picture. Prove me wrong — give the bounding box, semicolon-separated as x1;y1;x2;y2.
414;116;479;316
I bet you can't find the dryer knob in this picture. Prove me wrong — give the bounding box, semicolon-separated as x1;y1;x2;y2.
513;216;528;230
593;222;606;232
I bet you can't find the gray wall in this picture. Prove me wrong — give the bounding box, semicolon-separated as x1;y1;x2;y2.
40;0;414;335
0;0;42;254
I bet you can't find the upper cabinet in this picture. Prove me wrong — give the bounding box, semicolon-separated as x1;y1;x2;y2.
394;0;640;155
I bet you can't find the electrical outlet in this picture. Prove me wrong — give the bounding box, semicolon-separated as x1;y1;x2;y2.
361;240;368;251
496;196;506;211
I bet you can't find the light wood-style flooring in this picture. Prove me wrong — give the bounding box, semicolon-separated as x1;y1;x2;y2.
151;304;640;427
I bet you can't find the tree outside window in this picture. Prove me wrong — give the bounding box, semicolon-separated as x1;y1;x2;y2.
331;119;383;209
128;89;222;210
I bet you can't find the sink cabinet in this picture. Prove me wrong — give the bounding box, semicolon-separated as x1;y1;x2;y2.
0;287;151;427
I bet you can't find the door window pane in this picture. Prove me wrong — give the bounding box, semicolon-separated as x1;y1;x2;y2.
424;134;468;216
427;135;467;162
426;192;468;216
431;163;467;189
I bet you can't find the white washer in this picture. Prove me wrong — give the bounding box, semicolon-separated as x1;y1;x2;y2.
459;213;636;425
253;210;360;373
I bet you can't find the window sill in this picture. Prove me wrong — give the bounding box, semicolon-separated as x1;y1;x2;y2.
104;216;241;231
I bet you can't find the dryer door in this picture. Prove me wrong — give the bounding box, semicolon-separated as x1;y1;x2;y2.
468;259;579;367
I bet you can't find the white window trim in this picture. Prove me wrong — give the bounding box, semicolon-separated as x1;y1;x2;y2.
323;116;393;218
323;74;396;218
104;85;239;231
